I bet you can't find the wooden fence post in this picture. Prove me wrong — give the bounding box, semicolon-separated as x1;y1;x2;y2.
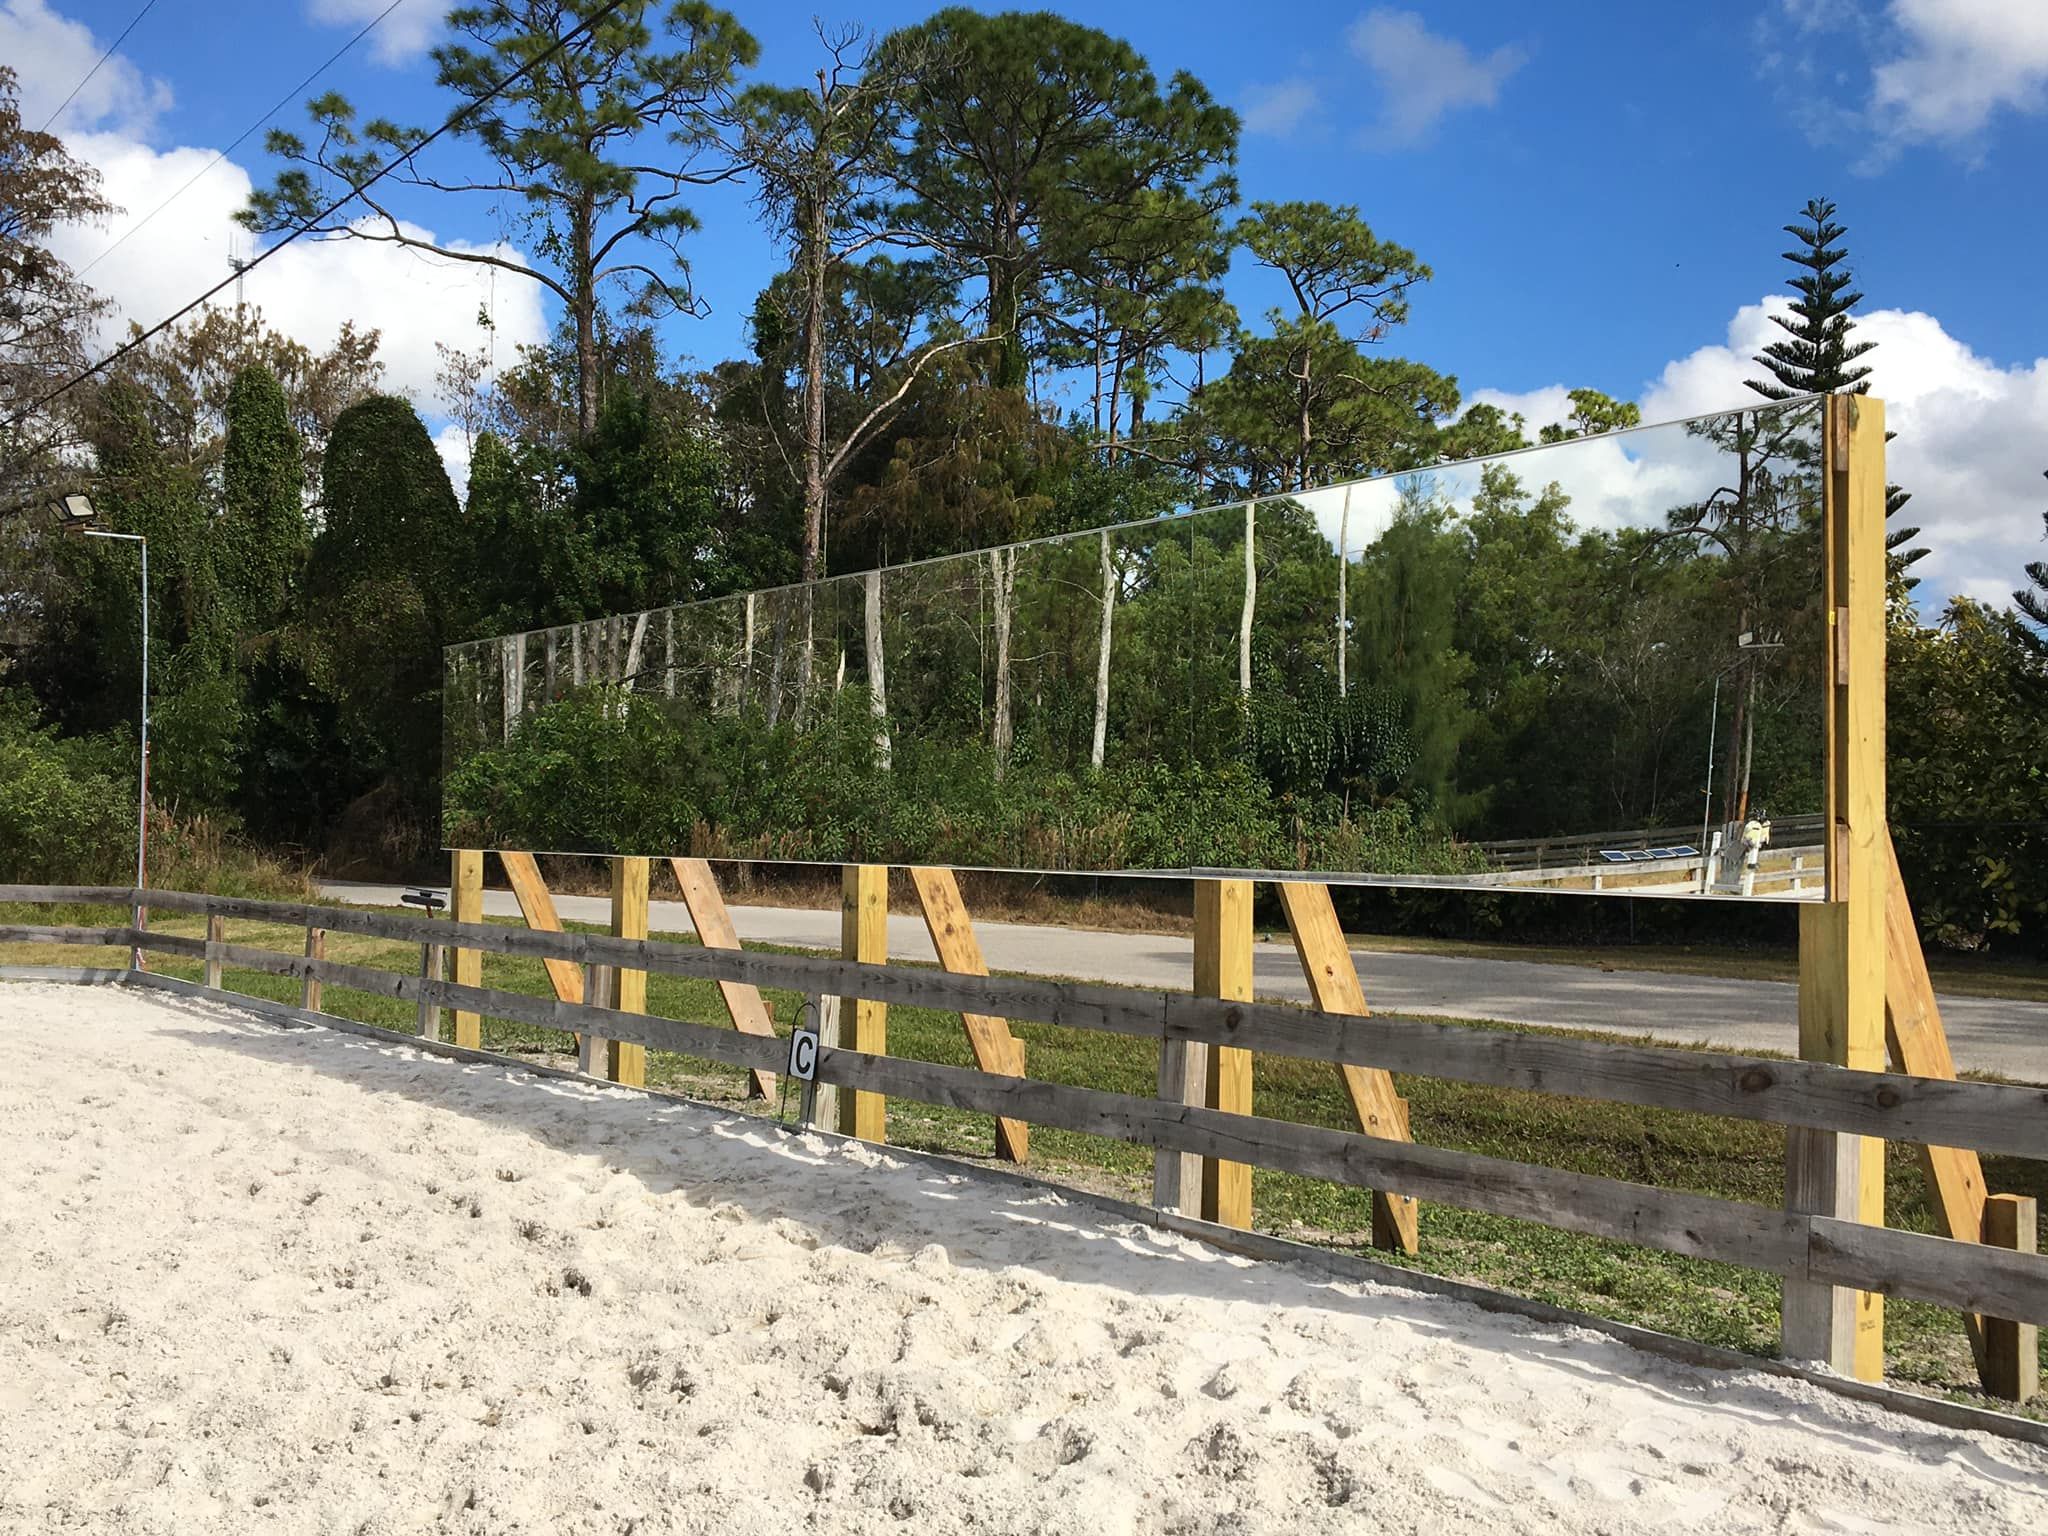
417;942;444;1040
909;866;1029;1162
608;856;649;1087
810;993;841;1130
1782;392;1887;1383
838;864;888;1142
1985;1194;2040;1404
203;912;224;990
301;927;324;1013
449;849;483;1048
1197;878;1254;1230
1152;1017;1208;1217
579;963;614;1076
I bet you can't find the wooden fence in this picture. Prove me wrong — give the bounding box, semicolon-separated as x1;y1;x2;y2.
2;881;2042;1404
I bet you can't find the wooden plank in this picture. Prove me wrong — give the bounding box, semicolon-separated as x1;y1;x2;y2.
86;894;2048;1161
908;866;1028;1162
1808;1212;2048;1331
1883;827;1991;1377
0;885;136;904
498;851;584;1004
202;913;225;990
1275;881;1418;1254
1197;879;1253;1230
838;865;888;1142
1783;393;1887;1384
608;858;649;1086
1984;1195;2040;1404
449;850;483;1048
1163;996;2048;1161
301;928;324;1013
669;856;777;1099
0;925;131;946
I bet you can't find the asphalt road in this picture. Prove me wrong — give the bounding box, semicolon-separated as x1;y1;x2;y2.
319;881;2048;1082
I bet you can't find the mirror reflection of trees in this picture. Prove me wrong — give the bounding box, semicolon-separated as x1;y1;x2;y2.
445;402;1824;892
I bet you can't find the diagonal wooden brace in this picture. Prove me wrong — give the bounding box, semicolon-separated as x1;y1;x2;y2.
1276;882;1420;1255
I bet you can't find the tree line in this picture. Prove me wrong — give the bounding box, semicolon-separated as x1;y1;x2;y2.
1;4;2044;951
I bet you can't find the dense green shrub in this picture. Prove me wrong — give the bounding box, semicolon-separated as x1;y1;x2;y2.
444;684;1485;877
0;691;133;882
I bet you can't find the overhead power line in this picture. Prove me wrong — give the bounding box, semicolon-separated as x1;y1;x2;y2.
7;0;633;433
35;0;162;134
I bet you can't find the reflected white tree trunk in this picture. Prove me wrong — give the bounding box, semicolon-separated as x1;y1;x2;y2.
990;547;1016;779
866;568;891;769
1091;531;1115;770
1239;500;1256;697
1337;486;1351;699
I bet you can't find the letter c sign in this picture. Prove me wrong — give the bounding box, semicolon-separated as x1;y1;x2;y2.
787;1026;819;1082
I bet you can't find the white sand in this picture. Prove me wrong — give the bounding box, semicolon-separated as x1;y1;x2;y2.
1;983;2042;1535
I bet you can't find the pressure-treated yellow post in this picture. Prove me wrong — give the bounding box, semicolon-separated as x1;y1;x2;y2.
1782;393;1887;1382
449;849;483;1048
1197;878;1255;1230
838;864;888;1142
607;856;649;1086
1984;1195;2040;1403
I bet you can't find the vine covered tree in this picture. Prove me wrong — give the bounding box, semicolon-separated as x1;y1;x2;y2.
242;1;758;438
220;365;306;636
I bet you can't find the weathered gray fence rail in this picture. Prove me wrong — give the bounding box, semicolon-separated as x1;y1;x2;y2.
4;884;2046;1331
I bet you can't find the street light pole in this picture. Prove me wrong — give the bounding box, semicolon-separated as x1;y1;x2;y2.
79;526;149;969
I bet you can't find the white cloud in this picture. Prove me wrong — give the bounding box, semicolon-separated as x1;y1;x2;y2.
50;131;546;411
1767;0;2048;156
307;0;444;68
1241;79;1321;138
1483;299;2048;612
1346;8;1526;145
0;0;170;135
14;3;544;423
1872;0;2048;143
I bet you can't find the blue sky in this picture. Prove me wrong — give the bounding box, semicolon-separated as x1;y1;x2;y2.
12;0;2048;604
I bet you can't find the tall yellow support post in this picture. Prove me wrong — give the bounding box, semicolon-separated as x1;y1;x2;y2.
1782;394;1887;1382
449;849;483;1049
1196;878;1255;1230
607;856;649;1087
838;864;888;1142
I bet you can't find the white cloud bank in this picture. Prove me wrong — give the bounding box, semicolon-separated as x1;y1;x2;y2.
6;0;545;479
1475;300;2048;611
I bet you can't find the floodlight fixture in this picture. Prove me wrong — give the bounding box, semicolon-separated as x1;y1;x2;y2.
50;492;98;530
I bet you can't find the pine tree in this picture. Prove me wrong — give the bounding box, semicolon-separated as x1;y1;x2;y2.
2017;477;2048;658
1746;197;1926;591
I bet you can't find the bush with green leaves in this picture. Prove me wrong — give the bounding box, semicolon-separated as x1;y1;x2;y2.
443;682;1483;878
0;691;133;883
